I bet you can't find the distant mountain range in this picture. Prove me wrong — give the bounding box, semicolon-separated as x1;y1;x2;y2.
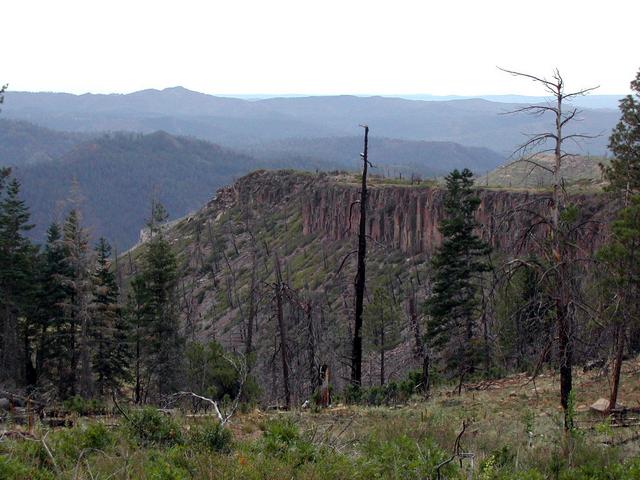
2;87;619;154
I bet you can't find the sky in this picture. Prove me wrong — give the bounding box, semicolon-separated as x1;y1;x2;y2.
2;0;638;96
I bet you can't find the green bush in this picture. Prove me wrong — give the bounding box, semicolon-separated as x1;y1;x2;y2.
125;408;183;447
359;433;454;480
260;418;318;466
189;421;232;453
62;395;106;415
0;456;55;480
81;422;115;451
342;384;362;404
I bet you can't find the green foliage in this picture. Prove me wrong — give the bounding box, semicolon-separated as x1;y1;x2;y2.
129;205;184;399
90;237;131;396
189;421;233;453
125;408;184;447
0;456;55;480
0;174;38;384
341;370;424;406
604;68;640;196
425;168;491;381
62;395;105;415
185;340;242;401
495;257;552;371
360;432;453;480
260;417;318;466
363;287;402;385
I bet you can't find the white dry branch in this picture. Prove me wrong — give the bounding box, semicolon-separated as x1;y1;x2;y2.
172;352;248;426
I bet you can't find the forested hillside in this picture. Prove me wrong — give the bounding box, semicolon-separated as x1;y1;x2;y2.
0;119;90;166
14;131;260;248
244;136;504;178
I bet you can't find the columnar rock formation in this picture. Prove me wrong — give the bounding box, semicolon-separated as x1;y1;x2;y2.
215;169;615;258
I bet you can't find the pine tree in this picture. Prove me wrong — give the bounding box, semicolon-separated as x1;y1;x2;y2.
0;177;37;385
59;209;93;398
90;238;130;396
425;169;491;391
604;68;640;197
597;196;640;410
131;201;184;400
35;223;72;391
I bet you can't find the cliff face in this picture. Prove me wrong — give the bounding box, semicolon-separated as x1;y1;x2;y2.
125;170;617;399
210;169;615;259
299;178;616;257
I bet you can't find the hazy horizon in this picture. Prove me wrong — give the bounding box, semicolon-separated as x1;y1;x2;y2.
3;1;638;96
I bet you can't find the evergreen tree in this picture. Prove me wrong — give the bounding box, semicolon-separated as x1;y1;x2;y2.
90;238;130;396
131;201;184;400
59;209;93;398
425;169;491;391
0;177;37;385
597;196;640;410
35;223;72;391
604;68;640;197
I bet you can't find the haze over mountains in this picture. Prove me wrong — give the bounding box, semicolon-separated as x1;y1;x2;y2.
2;87;619;153
0;86;622;248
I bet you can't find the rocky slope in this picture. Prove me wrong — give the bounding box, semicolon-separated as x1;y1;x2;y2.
123;170;616;405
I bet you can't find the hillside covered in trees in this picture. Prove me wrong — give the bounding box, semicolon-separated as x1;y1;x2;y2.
1;66;640;479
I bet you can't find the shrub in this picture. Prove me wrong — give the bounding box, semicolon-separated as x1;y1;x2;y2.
189;421;232;453
260;418;318;466
342;384;362;404
0;456;56;480
62;396;105;415
359;433;454;480
125;408;183;447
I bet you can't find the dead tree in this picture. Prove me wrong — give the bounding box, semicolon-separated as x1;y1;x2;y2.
501;67;598;430
245;252;258;358
273;254;291;409
351;124;370;387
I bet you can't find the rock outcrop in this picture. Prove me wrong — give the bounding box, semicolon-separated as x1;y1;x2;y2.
214;170;616;258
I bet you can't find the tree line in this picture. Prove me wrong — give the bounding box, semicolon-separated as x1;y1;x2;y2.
0;172;247;405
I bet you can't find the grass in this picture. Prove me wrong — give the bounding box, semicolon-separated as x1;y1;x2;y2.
3;362;640;479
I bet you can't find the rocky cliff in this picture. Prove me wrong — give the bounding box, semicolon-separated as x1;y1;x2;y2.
126;170;617;401
208;170;615;259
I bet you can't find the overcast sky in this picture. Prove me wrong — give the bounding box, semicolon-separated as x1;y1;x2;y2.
2;0;637;96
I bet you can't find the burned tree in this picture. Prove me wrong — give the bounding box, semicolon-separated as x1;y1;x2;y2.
501;67;598;430
351;124;370;387
273;254;291;409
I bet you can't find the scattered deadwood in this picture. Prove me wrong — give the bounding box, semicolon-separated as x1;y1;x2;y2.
435;421;472;480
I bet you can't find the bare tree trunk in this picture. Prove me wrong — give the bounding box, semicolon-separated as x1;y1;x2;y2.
422;353;430;396
408;296;424;358
306;301;318;395
609;322;625;411
274;255;291;409
135;335;142;404
380;311;385;386
245;254;257;357
501;68;597;431
351;124;369;387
